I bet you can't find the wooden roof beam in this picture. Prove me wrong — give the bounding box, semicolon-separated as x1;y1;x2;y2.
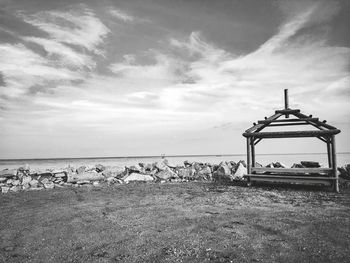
293;112;337;130
258;117;319;124
243;129;341;138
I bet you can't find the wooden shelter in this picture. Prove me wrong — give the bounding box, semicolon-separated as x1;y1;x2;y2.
243;89;341;192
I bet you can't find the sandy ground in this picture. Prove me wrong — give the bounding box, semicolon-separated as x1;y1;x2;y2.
1;182;350;263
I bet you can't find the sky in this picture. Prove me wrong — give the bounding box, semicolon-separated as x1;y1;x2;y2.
0;0;349;159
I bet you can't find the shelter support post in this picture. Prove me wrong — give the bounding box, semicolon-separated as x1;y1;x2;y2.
331;135;339;192
326;137;332;168
246;138;251;186
251;137;255;167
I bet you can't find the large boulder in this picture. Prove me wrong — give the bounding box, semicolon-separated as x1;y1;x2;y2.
95;164;105;173
67;172;104;183
232;163;247;180
76;166;86;174
301;161;320;168
122;173;154;183
216;163;232;181
338;164;350;180
0;169;17;178
102;166;125;178
195;166;212;180
177;167;195;180
155;170;177;181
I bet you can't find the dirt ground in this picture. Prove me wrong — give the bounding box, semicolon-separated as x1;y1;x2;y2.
1;182;350;263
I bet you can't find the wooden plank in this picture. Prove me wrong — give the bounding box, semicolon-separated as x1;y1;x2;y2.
245;174;336;180
245;113;282;133
243;129;341;138
258;118;319;124
246;175;333;186
254;138;262;145
284;89;289;118
268;123;309;127
293;112;337;130
251;138;255;167
251;167;332;174
275;109;300;114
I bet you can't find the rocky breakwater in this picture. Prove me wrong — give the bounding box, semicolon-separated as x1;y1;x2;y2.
0;159;248;194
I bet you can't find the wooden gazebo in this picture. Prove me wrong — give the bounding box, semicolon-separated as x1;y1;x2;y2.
243;89;341;192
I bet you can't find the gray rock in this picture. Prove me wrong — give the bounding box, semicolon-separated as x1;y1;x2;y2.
67;172;104;183
122;173;154;183
0;177;7;183
102;166;125;178
22;176;32;185
1;186;10;193
300;161;320;168
43;182;55;189
177;167;195;179
95;164;105;172
12;180;20;186
10;185;21;192
155;170;177;181
29;179;39;187
232;163;247;180
76;166;86;174
0;169;17;178
216;164;231;181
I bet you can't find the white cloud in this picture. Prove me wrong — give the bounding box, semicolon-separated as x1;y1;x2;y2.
19;7;110;55
109;7;134;22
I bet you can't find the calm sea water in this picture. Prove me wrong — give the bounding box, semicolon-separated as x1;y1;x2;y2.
0;153;349;171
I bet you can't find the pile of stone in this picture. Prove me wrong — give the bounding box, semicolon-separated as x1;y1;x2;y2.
338;164;350;180
0;159;248;194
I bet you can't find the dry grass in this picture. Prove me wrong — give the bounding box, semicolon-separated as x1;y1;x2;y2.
1;182;350;262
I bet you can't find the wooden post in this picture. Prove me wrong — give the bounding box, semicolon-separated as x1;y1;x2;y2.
251;138;255;168
326;137;332;168
331;135;339;192
284;89;289;118
247;138;251;186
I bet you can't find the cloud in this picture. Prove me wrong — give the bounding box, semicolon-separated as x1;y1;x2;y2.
109;7;134;22
19;6;110;55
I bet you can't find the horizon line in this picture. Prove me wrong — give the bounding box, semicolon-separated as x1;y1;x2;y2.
1;152;350;162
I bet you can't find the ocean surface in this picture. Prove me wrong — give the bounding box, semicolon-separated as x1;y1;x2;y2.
0;153;349;171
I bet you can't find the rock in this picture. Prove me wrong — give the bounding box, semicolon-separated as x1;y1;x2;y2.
53;171;67;178
338;164;350;180
10;185;21;192
40;178;50;185
0;169;17;178
254;162;263;168
22;184;30;190
155;160;169;171
177;167;195;179
184;160;192;167
126;165;142;173
95;164;105;172
266;163;274;168
12;180;20;186
122;173;154;183
29;179;39;187
195;166;212;180
67;171;104;183
232;163;247;180
300;161;320;168
102;166;125;178
77;180;91;185
216;164;232;181
92;181;100;186
76;166;86;174
22;176;32;185
273;162;286;168
155;170;177;181
1;186;10;193
6;179;13;185
0;177;7;183
144;163;154;171
43;182;55;189
291;163;305;168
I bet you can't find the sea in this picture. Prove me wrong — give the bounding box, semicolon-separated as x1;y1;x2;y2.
0;153;349;171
